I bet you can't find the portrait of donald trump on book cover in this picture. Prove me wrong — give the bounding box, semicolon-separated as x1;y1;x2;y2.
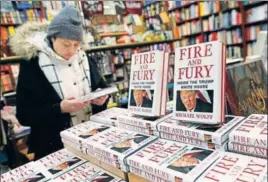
130;89;153;108
176;90;213;113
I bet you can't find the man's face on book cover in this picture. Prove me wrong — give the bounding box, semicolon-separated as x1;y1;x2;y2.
180;90;196;111
115;139;132;148
171;156;199;168
133;90;145;106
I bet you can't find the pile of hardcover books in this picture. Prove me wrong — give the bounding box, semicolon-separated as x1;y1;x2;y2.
157;114;245;151
60;121;158;172
1;149;125;182
228;114;267;159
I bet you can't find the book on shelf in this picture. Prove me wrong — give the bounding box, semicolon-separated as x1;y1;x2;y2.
85;127;158;171
246;4;267;23
0;161;49;182
128;50;169;116
157;114;245;145
117;113;171;130
174;41;226;124
127;139;220;182
229;114;267;148
60;121;111;146
90;107;129;126
77;86;118;102
227;58;267;116
54;160;125;182
227;142;267;159
196;152;268;182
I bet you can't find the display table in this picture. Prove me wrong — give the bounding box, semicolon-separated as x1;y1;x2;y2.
64;144;128;181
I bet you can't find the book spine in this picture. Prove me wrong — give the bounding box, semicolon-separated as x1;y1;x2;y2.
130;166;169;182
160;132;216;150
128;157;175;181
118;122;153;135
60;131;82;146
213;116;244;145
117;116;157;130
61;138;84;153
228;142;268;159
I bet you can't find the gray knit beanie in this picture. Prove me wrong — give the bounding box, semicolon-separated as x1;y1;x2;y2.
47;5;83;41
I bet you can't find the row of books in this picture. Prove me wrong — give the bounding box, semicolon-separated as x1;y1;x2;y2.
246;4;267;23
176;20;202;38
246;24;268;41
0;64;19;93
203;29;242;45
1;148;125;182
202;10;241;31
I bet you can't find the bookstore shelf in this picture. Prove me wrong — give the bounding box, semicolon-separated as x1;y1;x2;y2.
201;11;220;18
243;1;268;9
99;32;128;37
226;43;243;46
245;19;268;26
176;17;200;25
0;39;181;63
168;2;198;12
182;32;202;38
221;6;240;13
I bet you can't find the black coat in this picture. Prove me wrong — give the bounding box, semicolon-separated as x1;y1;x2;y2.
16;56;108;160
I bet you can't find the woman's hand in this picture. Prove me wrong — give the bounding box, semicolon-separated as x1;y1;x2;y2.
60;97;90;113
91;95;108;106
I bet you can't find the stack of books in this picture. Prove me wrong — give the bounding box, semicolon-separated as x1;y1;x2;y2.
83;127;158;172
60;121;111;153
127;138;221;182
157;114;245;151
90;107;129;126
116;113;170;136
228;114;267;159
1;149;126;182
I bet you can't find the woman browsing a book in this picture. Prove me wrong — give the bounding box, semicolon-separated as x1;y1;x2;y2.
10;6;109;160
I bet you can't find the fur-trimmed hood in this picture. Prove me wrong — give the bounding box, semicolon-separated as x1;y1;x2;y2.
9;21;89;61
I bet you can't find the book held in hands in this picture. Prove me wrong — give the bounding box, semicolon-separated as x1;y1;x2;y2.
78;86;118;102
128;50;169;116
174;41;226;124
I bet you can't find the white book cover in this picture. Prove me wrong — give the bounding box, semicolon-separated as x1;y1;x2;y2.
0;162;50;182
60;121;110;145
157;115;245;145
196;152;267;182
77;86;118;102
90;107;129;126
54;161;125;182
127;139;220;182
229;114;267;148
117;113;171;130
85;127;158;166
128;50;169;116
228;142;267;159
174;41;226;124
35;149;86;179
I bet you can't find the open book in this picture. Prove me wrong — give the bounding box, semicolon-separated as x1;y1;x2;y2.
78;86;118;102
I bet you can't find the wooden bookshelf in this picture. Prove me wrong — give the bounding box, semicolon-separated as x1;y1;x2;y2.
243;1;268;9
245;19;268;26
99;32;128;37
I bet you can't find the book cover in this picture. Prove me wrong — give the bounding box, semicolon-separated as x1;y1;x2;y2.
157;115;245;145
60;121;110;145
196;152;267;182
0;162;50;182
228;142;267;159
85;128;158;168
35;149;86;179
229;114;267;148
227;59;268;116
174;41;226;124
54;161;125;182
128;50;169;116
78;86;118;102
117;113;171;130
127;139;220;182
90;107;129;126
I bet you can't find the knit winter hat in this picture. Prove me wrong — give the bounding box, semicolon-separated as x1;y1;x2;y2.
47;5;83;41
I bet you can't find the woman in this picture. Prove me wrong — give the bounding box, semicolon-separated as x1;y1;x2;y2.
10;6;109;160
